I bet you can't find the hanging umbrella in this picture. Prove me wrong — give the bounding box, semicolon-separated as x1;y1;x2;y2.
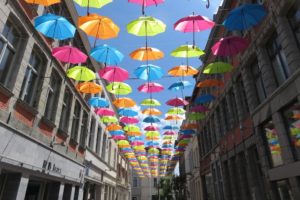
109;130;125;135
203;62;233;74
95;108;115;116
181;123;198;130
143;116;160;123
117;140;130;148
34;14;76;40
168;81;192;91
146;141;160;147
127;131;142;136
163;135;173;140
76;82;102;94
134;64;164;81
113;97;136;108
130;47;164;61
190;105;209;112
142;108;162;116
127;16;166;37
106;124;122;131
187;113;205;120
131;141;145;146
165;115;183;121
171;45;205;58
211;36;249;57
101;116;118;123
78;14;119;39
144;125;159;131
138;82;164;93
166;97;189;107
163;125;179;130
120;116;139;124
112;135;127;140
106;82;132;95
197;79;224;88
88;97;108;107
124;125;140;132
167;107;186;115
118;108;138;117
180;129;196;135
90;45;124;65
223;3;267;31
148;148;159;154
99;66;129;82
140;98;161;106
25;0;60;6
74;0;112;9
146;131;160;137
52;46;87;64
67;66;96;81
128;0;164;15
168;65;198;77
163;131;176;135
196;94;216;104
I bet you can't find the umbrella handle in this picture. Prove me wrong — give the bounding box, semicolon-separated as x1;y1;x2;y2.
206;0;210;8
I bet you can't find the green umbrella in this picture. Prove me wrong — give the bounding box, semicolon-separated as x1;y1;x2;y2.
167;107;186;115
124;125;140;132
140;98;161;106
163;136;173;140
106;82;132;95
101;116;118;123
187;113;205;120
171;45;205;58
127;16;166;37
203;62;233;74
67;66;96;81
145;131;160;137
74;0;112;8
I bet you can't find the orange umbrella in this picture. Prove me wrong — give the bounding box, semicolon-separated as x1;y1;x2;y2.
130;47;164;61
181;123;198;130
168;65;198;76
197;79;224;88
142;108;162;116
165;115;183;121
126;131;142;136
76;82;102;94
146;136;160;140
78;14;119;39
25;0;60;6
113;97;136;108
106;124;122;131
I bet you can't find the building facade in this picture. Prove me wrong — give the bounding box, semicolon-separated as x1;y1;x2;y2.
131;173;159;200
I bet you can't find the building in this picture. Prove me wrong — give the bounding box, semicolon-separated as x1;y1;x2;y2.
183;0;300;200
0;0;131;199
131;173;159;200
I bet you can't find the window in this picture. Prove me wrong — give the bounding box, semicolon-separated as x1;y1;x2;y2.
288;7;300;48
133;177;138;187
153;178;157;187
88;117;96;148
113;148;117;168
221;99;230;133
266;34;290;86
132;197;137;200
19;48;45;107
71;101;81;141
237;76;249;115
108;141;112;164
44;70;62;121
79;111;88;147
95;126;102;155
252;61;267;103
101;134;107;160
228;89;239;128
59;87;72;132
275;180;294;200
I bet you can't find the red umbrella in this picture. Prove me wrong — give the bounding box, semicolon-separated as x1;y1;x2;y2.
166;97;189;106
163;131;176;135
95;108;115;116
99;66;129;82
138;82;164;93
144;125;159;131
190;105;209;112
120;116;139;124
211;36;249;57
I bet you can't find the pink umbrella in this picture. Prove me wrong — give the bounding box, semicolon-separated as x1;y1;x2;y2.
191;105;209;112
174;14;215;46
211;36;249;57
138;82;164;93
163;131;176;135
112;135;127;140
128;0;164;14
95;108;115;116
180;134;193;139
144;125;159;131
131;141;145;146
120;116;139;124
166;97;189;107
52;46;87;64
99;66;129;82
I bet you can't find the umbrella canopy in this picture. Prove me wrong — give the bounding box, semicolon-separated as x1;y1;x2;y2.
130;47;164;61
187;113;205;120
127;131;142;136
67;66;96;81
168;81;192;91
101;116;118;123
144;125;160;131
95;108;115;116
118;108;138;117
211;36;249;57
146;141;160;146
52;46;87;64
106;82;132;95
190;105;209;112
142;108;162;116
181;123;198;129
197;79;224;88
25;0;60;6
203;62;233;74
223;3;267;31
148;148;159;154
109;130;125;135
74;0;112;8
146;131;160;137
163;135;173;140
163;125;179;130
180;129;196;135
113;97;136;108
88;97;108;108
167;107;186;115
168;65;198;77
165;115;183;121
90;45;124;65
131;141;145;146
196;94;216;104
166;97;189;107
76;82;102;94
78;14;119;39
34;14;76;40
138;82;164;93
127;16;166;36
99;66;129;82
163;131;176;135
134;64;163;81
120;116;139;124
106;124;122;131
117;140;130;148
140;98;161;106
112;135;127;140
124;125;140;132
143;116;160;123
171;45;205;58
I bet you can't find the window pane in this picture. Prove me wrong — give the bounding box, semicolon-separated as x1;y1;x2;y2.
275;180;294;200
0;48;14;85
71;101;81;140
59;88;72;132
101;134;107;159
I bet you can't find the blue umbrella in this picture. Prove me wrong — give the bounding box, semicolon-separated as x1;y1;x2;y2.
109;130;125;135
163;125;179;130
146;141;160;147
129;136;143;141
223;3;267;31
88;97;108;107
143;116;160;123
90;44;124;65
196;94;215;104
34;14;76;40
118;108;138;117
162;144;173;148
168;81;193;91
180;129;196;135
134;64;164;81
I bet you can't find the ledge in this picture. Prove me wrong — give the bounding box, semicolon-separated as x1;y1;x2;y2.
57;128;69;139
40;116;56;129
16;98;38;116
69;137;78;146
0;84;14;98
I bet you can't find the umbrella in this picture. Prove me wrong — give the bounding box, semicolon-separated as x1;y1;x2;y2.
67;66;96;81
127;131;142;136
112;135;127;140
168;81;192;91
166;97;189;107
117;140;130;148
163;135;173;140
203;62;233;74
124;125;140;132
78;14;119;39
131;141;144;146
120;116;139;124
101;116;118;123
25;0;60;6
138;82;164;93
197;79;224;88
113;98;136;108
167;107;186;115
90;45;124;65
142;108;162;116
74;0;112;10
128;0;164;15
181;123;198;130
187;113;205;120
174;14;215;46
106;124;122;131
95;108;115;116
88;97;108;107
109;130;124;135
106;82;132;95
76;82;102;94
134;64;164;81
163;131;176;135
140;98;161;106
180;129;196;135
127;16;166;37
130;47;164;61
34;14;76;40
118;108;138;117
165;115;183;121
143;116;160;123
148;148;159;154
190;105;209;112
196;94;216;104
171;45;205;58
168;65;198;77
146;131;160;137
52;46;87;64
99;66;129;82
211;36;249;57
146;141;160;146
223;3;267;31
144;125;159;131
163;125;179;130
